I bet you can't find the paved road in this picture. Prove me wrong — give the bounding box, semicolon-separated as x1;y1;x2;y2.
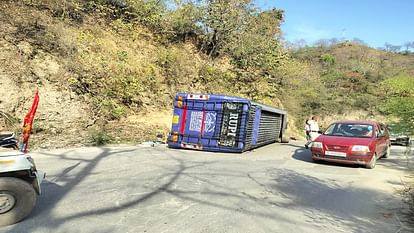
1;141;413;233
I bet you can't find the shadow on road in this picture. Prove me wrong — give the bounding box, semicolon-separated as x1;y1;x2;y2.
290;147;360;168
4;144;413;233
289;143;413;171
376;145;413;172
6;147;136;232
7;147;294;232
291;147;313;163
267;168;409;232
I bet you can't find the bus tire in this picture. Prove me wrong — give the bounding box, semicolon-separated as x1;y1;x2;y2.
281;134;290;143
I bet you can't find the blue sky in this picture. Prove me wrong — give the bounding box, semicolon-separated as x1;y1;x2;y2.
255;0;414;48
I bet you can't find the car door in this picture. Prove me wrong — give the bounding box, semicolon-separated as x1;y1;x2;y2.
376;124;387;156
381;124;391;148
374;124;383;157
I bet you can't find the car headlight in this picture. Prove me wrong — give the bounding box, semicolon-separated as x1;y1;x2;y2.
311;142;323;149
351;145;370;152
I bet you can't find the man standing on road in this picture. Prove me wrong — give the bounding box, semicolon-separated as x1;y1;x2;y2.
304;119;311;148
305;116;320;148
308;116;320;141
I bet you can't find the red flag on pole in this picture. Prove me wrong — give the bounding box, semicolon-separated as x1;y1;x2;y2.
21;91;40;153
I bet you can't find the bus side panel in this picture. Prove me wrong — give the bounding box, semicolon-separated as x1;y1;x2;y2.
251;106;262;146
246;102;285;150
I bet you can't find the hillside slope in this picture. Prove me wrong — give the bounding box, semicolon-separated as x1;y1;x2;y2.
291;42;414;122
0;2;166;147
0;1;287;148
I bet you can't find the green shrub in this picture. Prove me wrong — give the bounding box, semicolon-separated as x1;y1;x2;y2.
126;0;166;30
89;129;112;146
156;48;177;70
198;63;220;83
320;53;335;66
117;50;128;62
92;98;128;120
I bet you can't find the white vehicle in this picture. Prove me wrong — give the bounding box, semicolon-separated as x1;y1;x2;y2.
0;132;45;227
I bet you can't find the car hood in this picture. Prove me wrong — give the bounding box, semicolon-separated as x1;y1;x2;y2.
317;135;373;146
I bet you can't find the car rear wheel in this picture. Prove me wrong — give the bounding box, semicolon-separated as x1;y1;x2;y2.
383;146;390;158
0;177;37;227
366;154;376;169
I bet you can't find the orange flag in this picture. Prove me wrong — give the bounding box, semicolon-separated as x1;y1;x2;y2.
21;91;39;153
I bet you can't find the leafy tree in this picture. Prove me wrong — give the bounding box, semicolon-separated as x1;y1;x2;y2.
125;0;166;30
198;0;253;56
381;74;414;134
229;8;285;69
163;3;202;42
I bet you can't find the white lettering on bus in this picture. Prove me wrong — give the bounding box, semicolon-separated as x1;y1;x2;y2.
227;113;239;137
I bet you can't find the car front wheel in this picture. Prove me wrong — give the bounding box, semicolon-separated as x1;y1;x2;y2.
366;154;377;169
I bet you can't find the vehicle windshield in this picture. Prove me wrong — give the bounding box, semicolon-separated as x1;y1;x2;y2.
324;123;374;138
387;125;407;136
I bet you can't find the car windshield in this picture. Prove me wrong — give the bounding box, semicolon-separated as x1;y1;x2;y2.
324;123;374;138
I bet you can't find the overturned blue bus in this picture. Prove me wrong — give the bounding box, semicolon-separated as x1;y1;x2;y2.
167;93;289;153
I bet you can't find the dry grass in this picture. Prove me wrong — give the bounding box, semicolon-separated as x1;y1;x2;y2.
0;1;247;147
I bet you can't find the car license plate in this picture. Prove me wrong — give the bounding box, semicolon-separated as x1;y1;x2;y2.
325;151;347;157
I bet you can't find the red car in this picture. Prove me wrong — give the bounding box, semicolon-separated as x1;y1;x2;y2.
310;120;391;169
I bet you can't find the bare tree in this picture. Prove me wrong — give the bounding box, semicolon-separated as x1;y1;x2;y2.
328;37;339;46
390;45;401;53
384;42;392;52
351;38;367;46
285;39;307;50
314;39;330;48
295;39;307;48
403;41;414;52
